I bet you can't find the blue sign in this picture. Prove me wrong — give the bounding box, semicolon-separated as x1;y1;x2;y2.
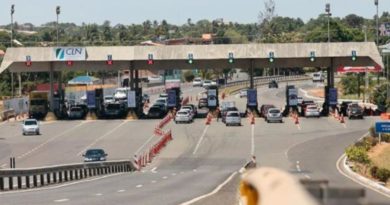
329;88;338;106
167;90;176;108
375;122;390;133
87;90;96;109
247;89;257;107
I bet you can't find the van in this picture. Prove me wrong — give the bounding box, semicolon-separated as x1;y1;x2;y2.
312;72;324;82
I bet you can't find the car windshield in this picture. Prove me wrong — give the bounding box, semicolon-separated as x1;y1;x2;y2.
156;99;166;104
30;100;46;106
24;120;37;125
105;97;113;100
269;109;280;114
227;112;239;117
307;106;317;110
85;149;104;155
106;104;121;110
177;111;188;115
70;107;82;112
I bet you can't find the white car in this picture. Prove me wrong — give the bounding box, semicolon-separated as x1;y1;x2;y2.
266;108;283;123
180;106;195;118
225;111;241;126
114;88;129;101
239;89;247;98
175;110;193;123
305;105;321;118
104;95;115;104
159;93;168;99
203;80;212;88
193;78;203;87
22;119;40;135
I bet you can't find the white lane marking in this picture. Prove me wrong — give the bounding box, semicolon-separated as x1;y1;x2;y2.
54;198;69;203
304;174;311;179
135;134;158;154
151;167;158;173
251;124;255;156
297;124;302;130
192;125;209;155
151;180;157;184
17;122;85;159
77;121;127;156
136;184;143;188
117;189;125;193
0;121;7;126
172;173;177;176
0;163;6;168
180;172;237;205
95;193;103;196
162;176;168;179
193;169;197;172
342;123;347;129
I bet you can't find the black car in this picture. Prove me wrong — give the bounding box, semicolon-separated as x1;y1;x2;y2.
347;104;364;119
83;149;107;162
148;106;166;119
268;80;278;88
259;104;275;118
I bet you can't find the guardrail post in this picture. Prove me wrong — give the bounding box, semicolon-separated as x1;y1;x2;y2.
88;168;92;177
79;169;83;179
40;174;44;186
33;175;37;187
46;173;51;184
59;171;63;182
111;165;115;173
9;177;13;190
0;177;4;190
53;172;57;183
64;171;68;181
84;169;88;178
17;176;22;189
75;169;79;180
26;176;30;188
69;170;74;181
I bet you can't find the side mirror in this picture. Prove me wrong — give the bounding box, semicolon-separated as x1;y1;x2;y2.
82;154;85;157
105;153;108;157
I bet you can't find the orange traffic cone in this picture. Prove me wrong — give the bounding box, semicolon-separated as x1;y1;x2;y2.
340;114;345;123
295;114;299;124
251;115;255;125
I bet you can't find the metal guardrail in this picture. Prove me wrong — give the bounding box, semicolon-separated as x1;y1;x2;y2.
224;74;310;89
0;160;136;191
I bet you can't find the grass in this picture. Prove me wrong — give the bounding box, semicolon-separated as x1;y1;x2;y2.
339;94;363;100
370;144;390;170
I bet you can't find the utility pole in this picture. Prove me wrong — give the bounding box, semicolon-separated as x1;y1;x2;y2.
325;3;331;43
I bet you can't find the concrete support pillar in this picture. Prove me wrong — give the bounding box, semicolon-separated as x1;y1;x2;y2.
49;63;54;111
130;69;134;90
135;69;139;90
249;59;254;89
18;73;22;96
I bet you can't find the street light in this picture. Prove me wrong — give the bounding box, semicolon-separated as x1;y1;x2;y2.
56;6;60;46
10;4;15;97
325;3;331;43
374;0;379;45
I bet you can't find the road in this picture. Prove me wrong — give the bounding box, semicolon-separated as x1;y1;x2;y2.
0;81;389;205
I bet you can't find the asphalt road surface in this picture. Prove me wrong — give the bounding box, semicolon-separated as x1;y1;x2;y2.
0;81;389;205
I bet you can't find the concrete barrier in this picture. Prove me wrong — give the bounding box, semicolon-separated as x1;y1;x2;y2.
0;160;136;191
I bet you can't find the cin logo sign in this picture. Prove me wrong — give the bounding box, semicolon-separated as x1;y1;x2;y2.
55;47;85;60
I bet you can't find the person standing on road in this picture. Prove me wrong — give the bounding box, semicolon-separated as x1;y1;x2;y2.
244;156;257;170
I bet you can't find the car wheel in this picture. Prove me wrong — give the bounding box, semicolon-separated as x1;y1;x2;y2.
36;131;40;135
267;120;270;123
280;120;283;123
23;132;26;136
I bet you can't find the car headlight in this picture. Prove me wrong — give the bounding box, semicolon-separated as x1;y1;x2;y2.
100;157;106;161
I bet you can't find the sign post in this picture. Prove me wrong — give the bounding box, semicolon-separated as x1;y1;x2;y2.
167;90;177;108
329;88;338;106
127;90;136;108
375;122;390;144
86;90;96;109
247;89;257;107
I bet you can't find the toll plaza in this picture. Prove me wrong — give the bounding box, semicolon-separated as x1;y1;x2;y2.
0;42;384;118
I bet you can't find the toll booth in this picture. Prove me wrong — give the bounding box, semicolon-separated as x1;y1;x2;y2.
247;89;258;114
284;85;298;116
207;85;219;110
166;87;181;110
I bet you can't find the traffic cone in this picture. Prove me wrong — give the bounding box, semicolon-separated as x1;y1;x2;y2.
335;109;339;119
340;114;345;123
251;115;255;125
295;114;299;124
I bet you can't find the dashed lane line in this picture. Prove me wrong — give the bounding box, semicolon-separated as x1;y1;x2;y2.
17;122;86;159
136;184;143;188
251;124;255;156
77;121;127;156
192;125;209;155
117;189;125;193
54;198;69;203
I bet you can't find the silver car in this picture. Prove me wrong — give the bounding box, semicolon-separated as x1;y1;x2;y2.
225;111;241;126
22;119;40;135
305;105;320;118
175;110;193;123
266;108;283;123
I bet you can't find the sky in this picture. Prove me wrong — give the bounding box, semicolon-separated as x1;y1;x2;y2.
1;0;389;26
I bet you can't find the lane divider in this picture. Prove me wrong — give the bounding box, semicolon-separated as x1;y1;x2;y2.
193;125;209;155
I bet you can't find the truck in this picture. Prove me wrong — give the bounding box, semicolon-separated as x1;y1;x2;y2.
29;91;49;119
312;72;324;82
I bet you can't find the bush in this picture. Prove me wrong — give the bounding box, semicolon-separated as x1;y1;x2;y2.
183;70;195;82
381;134;390;143
369;126;379;138
375;168;390;182
354;137;376;151
346;145;371;164
370;166;379;178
